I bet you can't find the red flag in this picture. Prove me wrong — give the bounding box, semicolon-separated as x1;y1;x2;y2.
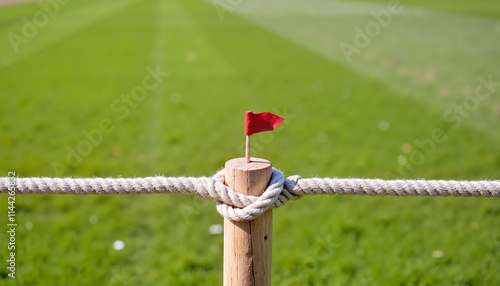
245;111;284;136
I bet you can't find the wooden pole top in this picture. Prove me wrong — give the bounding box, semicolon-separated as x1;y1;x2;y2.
225;157;272;196
225;157;271;171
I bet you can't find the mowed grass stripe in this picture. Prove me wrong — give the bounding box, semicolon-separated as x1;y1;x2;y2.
151;0;244;176
181;0;500;180
0;0;141;69
355;0;500;20
0;0;160;176
225;0;500;138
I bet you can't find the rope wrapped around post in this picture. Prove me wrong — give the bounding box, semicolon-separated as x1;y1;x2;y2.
1;169;500;221
215;168;500;220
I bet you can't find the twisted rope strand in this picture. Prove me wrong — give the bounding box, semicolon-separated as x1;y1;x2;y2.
1;169;499;221
0;175;258;209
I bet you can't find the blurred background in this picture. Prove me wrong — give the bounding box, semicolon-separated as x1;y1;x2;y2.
0;0;499;284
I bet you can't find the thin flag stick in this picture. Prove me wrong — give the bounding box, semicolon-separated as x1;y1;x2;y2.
246;135;251;163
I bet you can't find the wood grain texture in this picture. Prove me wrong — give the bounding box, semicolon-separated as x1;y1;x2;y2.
224;157;272;286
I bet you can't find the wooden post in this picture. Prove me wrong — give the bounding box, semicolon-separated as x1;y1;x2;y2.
224;157;273;286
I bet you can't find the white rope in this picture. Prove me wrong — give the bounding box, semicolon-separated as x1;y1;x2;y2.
1;169;499;221
0;173;257;208
215;169;500;220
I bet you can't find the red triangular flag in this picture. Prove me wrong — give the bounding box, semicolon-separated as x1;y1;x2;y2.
245;111;284;136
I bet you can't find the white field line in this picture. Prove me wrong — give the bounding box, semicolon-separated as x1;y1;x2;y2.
214;0;500;136
0;0;140;70
144;0;169;162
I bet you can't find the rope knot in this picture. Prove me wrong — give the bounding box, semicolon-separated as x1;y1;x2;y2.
214;168;302;221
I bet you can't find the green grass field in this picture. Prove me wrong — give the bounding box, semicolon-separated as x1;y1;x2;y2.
1;0;499;284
